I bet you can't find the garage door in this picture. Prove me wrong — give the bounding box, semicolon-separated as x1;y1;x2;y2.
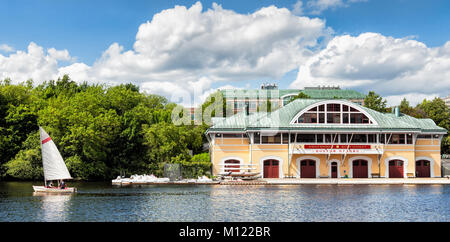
224;160;240;173
300;160;316;178
353;160;368;178
389;160;403;178
263;160;279;178
416;160;430;177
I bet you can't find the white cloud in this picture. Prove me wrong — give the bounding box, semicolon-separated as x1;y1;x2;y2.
1;1;448;109
0;42;73;83
307;0;345;14
292;1;304;15
291;33;450;101
57;2;328;106
296;0;368;15
385;93;440;107
0;44;14;53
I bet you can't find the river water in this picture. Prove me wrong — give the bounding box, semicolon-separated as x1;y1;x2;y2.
0;181;449;222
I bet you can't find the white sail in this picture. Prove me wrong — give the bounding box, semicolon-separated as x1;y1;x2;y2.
39;127;72;181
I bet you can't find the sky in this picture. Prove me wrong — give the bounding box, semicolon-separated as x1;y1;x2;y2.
1;0;450;106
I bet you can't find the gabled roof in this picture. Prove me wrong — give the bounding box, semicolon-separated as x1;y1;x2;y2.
207;99;447;133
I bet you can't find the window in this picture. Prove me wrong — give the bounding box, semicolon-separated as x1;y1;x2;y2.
327;103;340;111
293;102;374;125
319;113;325;123
343;113;349;123
327;113;340;123
351;134;367;143
282;133;289;144
325;134;336;143
406;134;413;144
297;134;315;143
223;134;242;138
368;134;376;143
417;135;431;139
388;134;409;144
254;133;260;144
261;133;282;144
316;134;324;143
340;134;347;143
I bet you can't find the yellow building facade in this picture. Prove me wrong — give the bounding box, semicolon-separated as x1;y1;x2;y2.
207;99;446;178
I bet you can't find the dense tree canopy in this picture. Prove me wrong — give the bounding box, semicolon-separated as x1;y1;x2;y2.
0;75;209;180
364;91;388;113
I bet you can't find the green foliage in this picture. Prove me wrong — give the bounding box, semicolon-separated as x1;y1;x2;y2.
170;153;212;178
294;92;311;100
364;91;387;112
0;76;210;180
282;92;311;107
3;131;42;180
191;152;210;163
394;96;450;154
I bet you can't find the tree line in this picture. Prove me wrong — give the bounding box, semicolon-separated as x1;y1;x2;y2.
0;75;210;180
1;78;448;181
364;91;449;154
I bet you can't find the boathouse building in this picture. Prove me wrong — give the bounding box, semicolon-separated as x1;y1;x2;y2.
206;99;447;178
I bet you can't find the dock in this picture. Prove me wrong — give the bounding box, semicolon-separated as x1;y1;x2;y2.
256;178;450;185
113;178;450;186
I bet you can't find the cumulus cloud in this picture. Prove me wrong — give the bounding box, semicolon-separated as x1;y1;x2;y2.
60;2;328;105
291;32;450;101
1;2;329;106
1;1;448;108
0;42;73;83
0;44;14;53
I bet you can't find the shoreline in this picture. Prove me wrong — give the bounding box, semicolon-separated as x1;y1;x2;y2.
113;178;450;186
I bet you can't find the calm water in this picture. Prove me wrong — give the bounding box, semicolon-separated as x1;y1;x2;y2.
0;181;449;222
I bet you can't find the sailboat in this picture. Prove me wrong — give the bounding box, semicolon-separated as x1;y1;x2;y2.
33;127;77;193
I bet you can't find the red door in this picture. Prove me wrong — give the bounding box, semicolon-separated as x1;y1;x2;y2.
300;160;316;178
416;160;430;177
353;160;368;178
331;162;338;178
224;160;240;173
389;160;403;178
263;160;279;178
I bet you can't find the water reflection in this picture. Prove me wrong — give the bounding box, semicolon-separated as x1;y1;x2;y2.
33;193;73;222
0;182;449;222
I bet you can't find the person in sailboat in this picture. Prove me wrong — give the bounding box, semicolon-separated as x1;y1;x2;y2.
60;180;65;189
46;180;53;188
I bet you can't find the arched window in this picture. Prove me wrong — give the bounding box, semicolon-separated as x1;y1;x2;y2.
292;102;375;125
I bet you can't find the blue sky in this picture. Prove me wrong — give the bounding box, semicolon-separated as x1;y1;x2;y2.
1;0;450;105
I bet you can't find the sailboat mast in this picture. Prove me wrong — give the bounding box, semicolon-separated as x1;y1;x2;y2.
40;127;45;186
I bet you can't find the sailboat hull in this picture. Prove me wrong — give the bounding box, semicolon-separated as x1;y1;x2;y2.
33;186;77;193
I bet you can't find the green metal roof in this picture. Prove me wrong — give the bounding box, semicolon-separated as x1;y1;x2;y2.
220;89;366;100
208;99;447;133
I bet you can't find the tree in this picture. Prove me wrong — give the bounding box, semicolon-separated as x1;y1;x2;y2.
364;91;387;112
399;98;415;116
0;76;210;180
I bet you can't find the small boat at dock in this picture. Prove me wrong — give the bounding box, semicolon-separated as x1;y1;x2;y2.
112;174;216;185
